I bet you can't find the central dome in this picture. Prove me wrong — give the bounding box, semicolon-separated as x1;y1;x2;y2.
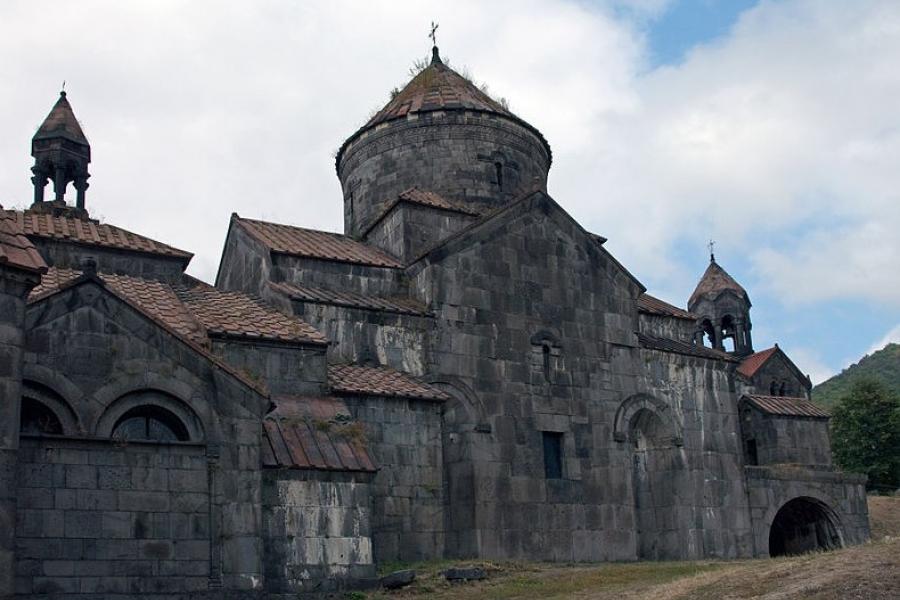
336;47;552;238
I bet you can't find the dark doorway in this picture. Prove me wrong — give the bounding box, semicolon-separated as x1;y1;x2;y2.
769;497;841;557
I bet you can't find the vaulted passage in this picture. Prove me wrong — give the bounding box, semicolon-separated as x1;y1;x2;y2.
631;408;680;560
769;497;842;557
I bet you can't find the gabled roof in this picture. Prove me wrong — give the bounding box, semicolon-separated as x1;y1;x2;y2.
262;396;376;472
0;209;47;274
29;267;326;347
33;91;89;146
737;346;779;378
742;394;829;419
638;294;696;321
638;332;738;362
689;259;749;308
4;209;192;262
232;214;402;268
328;364;449;401
270;281;428;316
361;187;482;239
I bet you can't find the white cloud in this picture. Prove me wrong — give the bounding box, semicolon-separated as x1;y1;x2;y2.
0;0;898;310
781;346;835;386
867;323;900;354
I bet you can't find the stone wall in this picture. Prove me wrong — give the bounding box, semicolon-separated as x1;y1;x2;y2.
262;470;375;595
214;220;273;297
337;111;551;238
342;395;444;562
271;255;404;298
15;437;211;597
33;239;187;282
364;203;477;264
743;352;811;397
638;313;695;343
739;407;832;466
211;339;328;397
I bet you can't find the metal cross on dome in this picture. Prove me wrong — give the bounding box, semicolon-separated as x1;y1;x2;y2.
708;239;716;261
430;21;439;46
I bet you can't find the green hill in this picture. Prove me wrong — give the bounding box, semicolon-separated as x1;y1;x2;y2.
813;343;900;410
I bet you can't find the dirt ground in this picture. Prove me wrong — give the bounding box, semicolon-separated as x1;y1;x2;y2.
363;495;900;600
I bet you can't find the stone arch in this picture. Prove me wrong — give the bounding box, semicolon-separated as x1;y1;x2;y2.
95;389;205;443
613;394;683;446
768;496;843;557
88;372;219;443
23;364;85;413
21;379;82;435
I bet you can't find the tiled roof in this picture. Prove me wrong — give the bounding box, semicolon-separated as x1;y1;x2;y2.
689;259;748;307
364;50;514;129
176;277;327;345
638;294;696;320
34;91;89;146
270;281;428;316
737;346;779;379
396;187;481;215
0;209;47;274
4;209;192;261
638;332;738;362
234;215;402;268
328;364;449;401
28;268;325;347
743;394;830;419
262;396;376;472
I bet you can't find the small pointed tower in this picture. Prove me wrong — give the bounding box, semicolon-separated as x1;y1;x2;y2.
688;248;753;356
30;90;91;217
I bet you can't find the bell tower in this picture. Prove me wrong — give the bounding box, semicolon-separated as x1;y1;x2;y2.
30;90;91;217
688;249;754;357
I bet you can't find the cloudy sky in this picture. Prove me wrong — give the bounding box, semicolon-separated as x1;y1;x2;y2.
1;0;898;383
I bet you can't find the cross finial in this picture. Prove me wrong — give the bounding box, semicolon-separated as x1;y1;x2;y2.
708;239;716;262
429;21;439;47
61;80;66;96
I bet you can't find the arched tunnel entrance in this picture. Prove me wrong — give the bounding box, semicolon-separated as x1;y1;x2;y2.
768;497;842;557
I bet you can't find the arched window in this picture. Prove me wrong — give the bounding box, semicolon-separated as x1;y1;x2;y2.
770;380;778;395
494;162;504;190
542;343;552;381
111;406;190;442
779;382;787;397
20;398;63;435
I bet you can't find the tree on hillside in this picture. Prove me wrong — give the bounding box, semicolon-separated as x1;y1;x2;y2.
831;378;900;492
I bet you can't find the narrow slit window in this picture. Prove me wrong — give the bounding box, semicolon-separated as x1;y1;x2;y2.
542;431;563;479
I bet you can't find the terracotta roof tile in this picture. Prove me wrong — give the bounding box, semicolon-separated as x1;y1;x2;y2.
689;259;748;307
638;332;738;362
743;394;829;419
638;293;696;320
175;277;327;345
270;281;428;316
737;346;779;379
397;187;481;215
0;210;47;274
262;396;376;472
328;364;449;401
4;209;192;261
234;215;402;268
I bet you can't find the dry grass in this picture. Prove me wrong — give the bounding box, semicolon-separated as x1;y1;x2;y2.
360;496;900;600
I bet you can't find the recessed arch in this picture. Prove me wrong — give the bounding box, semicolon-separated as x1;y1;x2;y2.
96;389;205;443
613;394;682;446
768;496;843;556
21;379;81;435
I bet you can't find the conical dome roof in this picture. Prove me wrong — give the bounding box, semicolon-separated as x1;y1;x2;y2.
689;259;749;307
365;47;515;128
33;91;89;146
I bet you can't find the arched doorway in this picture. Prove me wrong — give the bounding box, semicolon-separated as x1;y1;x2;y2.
630;408;677;560
768;497;842;557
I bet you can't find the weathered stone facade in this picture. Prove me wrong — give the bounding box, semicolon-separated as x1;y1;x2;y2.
0;46;869;599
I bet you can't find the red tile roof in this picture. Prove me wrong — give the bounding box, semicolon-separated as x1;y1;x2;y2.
4;209;192;261
270;281;428;316
743;394;829;419
364;53;514;130
176;277;326;345
638;332;738;362
737;346;778;379
262;396;376;472
234;215;402;268
28;268;325;347
638;293;696;320
689;259;748;307
0;210;47;274
396;187;480;215
328;364;449;401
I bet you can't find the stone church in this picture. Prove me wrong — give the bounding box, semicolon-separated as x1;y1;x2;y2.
0;45;869;598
